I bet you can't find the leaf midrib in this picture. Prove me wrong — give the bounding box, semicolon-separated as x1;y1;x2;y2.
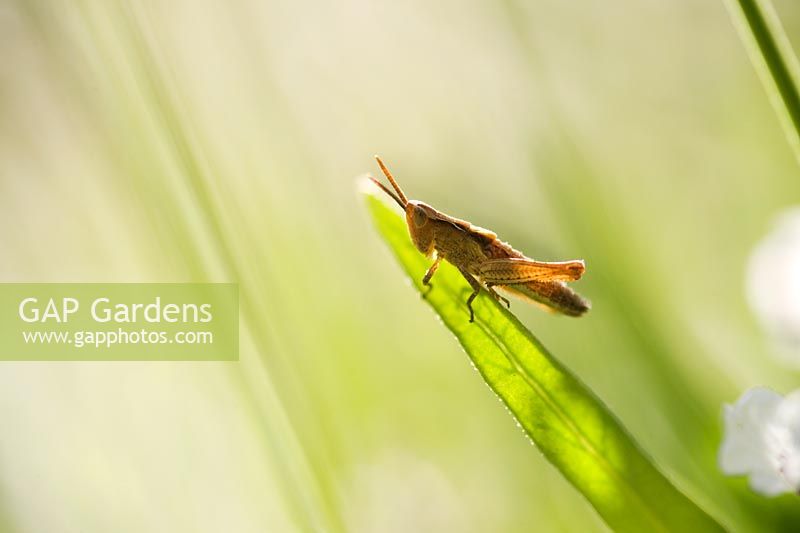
406;258;666;529
472;316;668;532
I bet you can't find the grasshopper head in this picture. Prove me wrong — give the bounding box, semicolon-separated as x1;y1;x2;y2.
369;156;435;256
405;200;436;256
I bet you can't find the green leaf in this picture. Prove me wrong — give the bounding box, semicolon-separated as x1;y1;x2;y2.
725;0;800;166
363;189;725;533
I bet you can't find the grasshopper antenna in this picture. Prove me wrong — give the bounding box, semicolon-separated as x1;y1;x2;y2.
374;155;409;207
369;175;406;209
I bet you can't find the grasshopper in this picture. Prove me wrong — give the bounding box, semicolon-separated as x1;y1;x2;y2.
369;156;590;322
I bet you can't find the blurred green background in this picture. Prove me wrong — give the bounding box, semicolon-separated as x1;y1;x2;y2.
2;0;800;531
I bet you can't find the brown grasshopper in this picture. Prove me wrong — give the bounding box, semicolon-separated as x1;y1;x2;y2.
369;156;590;322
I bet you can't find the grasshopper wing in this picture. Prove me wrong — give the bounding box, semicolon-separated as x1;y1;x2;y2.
498;281;590;317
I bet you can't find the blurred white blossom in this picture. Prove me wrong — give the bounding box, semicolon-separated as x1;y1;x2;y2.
719;387;800;496
747;209;800;364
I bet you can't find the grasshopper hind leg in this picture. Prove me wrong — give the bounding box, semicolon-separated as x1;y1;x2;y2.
459;270;512;322
486;283;510;309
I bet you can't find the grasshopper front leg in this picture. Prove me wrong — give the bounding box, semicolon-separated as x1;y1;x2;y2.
421;255;442;298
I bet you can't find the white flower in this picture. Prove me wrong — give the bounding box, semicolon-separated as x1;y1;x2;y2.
719;387;800;495
747;209;800;365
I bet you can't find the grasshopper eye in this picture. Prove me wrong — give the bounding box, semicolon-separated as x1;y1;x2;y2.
412;206;428;227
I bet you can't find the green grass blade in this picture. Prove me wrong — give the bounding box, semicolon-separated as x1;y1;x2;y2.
363;190;724;532
725;0;800;164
